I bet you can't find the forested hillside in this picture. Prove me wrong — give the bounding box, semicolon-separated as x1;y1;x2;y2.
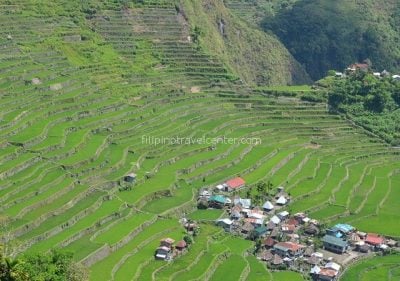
262;0;400;80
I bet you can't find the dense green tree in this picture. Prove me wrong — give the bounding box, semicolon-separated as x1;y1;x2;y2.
326;70;400;144
263;0;400;80
0;248;88;281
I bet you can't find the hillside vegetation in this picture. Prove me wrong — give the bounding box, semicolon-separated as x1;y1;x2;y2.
225;0;299;25
181;0;311;86
324;71;400;145
263;0;400;80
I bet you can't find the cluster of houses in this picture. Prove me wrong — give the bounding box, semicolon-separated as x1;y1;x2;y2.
322;223;396;254
195;177;399;279
198;178;399;280
334;63;400;81
155;237;188;261
154;220;198;261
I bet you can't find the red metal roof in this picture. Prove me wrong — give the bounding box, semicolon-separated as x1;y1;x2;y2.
275;241;304;252
287;218;299;226
263;237;276;247
365;233;384;245
319;268;337;277
226;177;245;189
176;240;187;248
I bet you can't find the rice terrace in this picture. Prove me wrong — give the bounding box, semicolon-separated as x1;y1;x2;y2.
0;0;400;280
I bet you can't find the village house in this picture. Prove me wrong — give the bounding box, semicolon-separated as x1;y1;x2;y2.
278;210;289;220
266;221;276;231
199;189;211;198
262;200;274;212
155;237;175;260
254;226;268;238
311;262;341;281
365;233;385;249
307;255;320;266
305;223;320;236
355;241;370;253
224;177;245;192
233;197;251;209
287;217;299;227
241;221;255;235
215;184;224;191
248;208;264;220
346;63;369;73
335;72;344;78
160;238;175;248
240;208;251;218
307;251;323;266
310;265;321;278
326;223;354;239
322;235;348;254
294;212;307;222
281;224;296;234
318;268;338;281
208;195;227;208
262;237;276;249
230;205;242;220
124;172;137;183
386;239;398;248
244;217;264;227
348;232;361;245
270;215;281;225
333;224;354;235
392;74;400;81
155;246;171;260
216;218;233;231
259;250;274;261
270;227;280;239
273;241;305;257
184;222;197;233
175;240;187;252
271;254;284;267
276;195;287;205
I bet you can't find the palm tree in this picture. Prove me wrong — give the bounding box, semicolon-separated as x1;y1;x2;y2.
0;245;28;281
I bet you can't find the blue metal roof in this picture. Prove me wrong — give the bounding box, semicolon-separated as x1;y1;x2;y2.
334;223;354;233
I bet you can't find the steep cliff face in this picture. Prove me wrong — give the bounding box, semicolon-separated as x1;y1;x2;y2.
180;0;311;86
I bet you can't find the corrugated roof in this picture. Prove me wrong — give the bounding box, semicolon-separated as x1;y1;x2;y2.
225;177;245;189
209;195;226;204
322;235;347;247
334;223;354;233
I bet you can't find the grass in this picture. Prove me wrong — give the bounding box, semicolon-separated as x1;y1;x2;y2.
209;254;247;281
189;209;225;221
271;271;305;281
341;254;400;281
246;256;272;281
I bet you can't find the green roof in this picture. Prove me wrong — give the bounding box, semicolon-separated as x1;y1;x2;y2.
209;195;226;204
255;226;268;235
322;235;348;248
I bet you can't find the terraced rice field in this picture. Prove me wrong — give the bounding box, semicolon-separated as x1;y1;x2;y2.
340;254;400;281
1;1;400;280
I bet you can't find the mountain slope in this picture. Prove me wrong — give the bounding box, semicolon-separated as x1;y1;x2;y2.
263;0;400;80
181;0;311;86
